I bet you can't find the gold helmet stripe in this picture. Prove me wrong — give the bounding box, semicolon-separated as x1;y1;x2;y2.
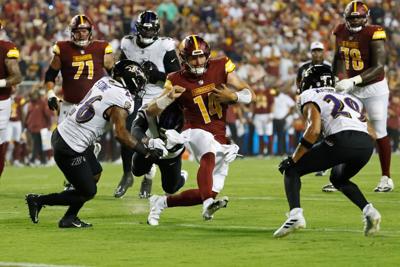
192;35;199;50
354;1;357;13
79;15;84;25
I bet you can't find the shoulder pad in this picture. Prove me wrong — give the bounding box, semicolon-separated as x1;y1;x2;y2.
123;35;135;40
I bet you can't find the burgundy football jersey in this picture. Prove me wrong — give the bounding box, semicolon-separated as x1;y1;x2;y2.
10;96;25;121
254;88;274;114
166;57;236;144
54;40;112;103
333;23;386;85
0;40;19;100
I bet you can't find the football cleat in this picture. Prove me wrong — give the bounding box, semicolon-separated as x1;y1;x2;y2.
273;208;306;238
64;182;75;191
114;172;134;198
139;166;156;199
59;216;92;228
147;195;167;226
363;203;381;236
322;183;338;192
202;196;229;221
315;170;327;176
25;194;43;224
374;176;394;192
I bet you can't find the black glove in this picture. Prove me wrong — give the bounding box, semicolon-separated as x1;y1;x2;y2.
146;148;164;161
278;156;295;174
141;61;165;84
48;97;59;111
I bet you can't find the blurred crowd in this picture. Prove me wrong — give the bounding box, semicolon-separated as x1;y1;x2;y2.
0;0;399;166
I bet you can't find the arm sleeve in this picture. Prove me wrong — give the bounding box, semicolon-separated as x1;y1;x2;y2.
130;110;149;141
163;50;181;74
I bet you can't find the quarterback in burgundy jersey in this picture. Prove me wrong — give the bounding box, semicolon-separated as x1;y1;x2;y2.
45;15;114;122
332;1;393;192
145;35;255;226
0;22;22;176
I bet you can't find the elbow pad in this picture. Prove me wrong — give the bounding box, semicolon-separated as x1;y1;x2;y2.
235;88;252;104
45;67;59;83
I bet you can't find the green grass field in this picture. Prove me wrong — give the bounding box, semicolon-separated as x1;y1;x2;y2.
0;154;399;267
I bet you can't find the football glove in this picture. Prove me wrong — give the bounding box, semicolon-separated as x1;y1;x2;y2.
47;90;59;111
278;156;295;174
141;61;164;84
164;129;185;150
335;75;362;93
147;138;168;158
223;144;240;163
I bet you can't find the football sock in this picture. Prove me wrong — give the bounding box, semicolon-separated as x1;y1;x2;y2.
0;143;7;176
167;189;202;207
284;171;301;210
267;135;273;155
376;136;391;177
121;145;134;173
167;189;217;207
258;135;264;155
336;181;368;210
197;152;216;200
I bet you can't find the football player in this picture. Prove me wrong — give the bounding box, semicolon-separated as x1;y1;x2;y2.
25;60;165;228
114;10;181;199
297;42;332;180
44;14;114;190
274;65;380;238
130;102;188;196
252;83;275;157
145;35;256;226
333;1;393;192
0;21;22;177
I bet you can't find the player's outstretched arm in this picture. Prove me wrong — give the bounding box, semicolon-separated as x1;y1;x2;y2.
145;84;185;116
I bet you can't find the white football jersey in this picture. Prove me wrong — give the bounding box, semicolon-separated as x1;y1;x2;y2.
58;76;135;153
298;87;368;137
120;35;176;104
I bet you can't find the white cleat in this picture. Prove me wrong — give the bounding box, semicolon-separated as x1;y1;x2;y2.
147;195;166;226
202;196;229;221
363;203;381;236
322;183;338;193
374;176;394;192
273;208;306;238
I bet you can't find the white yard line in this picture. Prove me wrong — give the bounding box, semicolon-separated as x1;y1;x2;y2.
176;223;400;235
232;196;400;204
0;262;87;267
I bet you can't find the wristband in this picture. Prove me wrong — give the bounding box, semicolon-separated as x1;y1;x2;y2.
235;88;252;104
350;75;362;85
156;94;174;110
0;79;6;88
300;137;314;149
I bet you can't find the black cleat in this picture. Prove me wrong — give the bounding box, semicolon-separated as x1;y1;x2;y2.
114;173;134;198
139;177;153;199
58;216;92;228
25;193;43;224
